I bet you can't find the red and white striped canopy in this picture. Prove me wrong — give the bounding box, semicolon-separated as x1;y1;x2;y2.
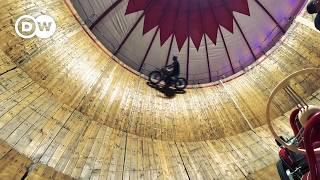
72;0;305;84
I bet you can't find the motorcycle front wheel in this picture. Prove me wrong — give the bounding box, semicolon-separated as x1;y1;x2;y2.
175;78;187;90
149;71;162;84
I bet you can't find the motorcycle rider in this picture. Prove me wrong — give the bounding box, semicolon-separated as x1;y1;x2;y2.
307;0;320;31
164;56;180;86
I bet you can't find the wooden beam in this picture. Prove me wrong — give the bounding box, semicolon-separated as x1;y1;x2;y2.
254;0;285;33
114;0;155;55
89;0;123;30
138;28;159;71
222;0;257;61
219;27;235;74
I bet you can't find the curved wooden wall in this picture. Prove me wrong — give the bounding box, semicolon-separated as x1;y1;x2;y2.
0;139;73;179
0;0;319;179
1;0;319;141
0;69;288;179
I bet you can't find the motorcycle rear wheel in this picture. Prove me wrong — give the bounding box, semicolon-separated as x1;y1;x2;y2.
149;71;162;84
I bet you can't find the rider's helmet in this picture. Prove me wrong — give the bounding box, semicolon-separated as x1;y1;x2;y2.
173;56;178;62
307;1;318;14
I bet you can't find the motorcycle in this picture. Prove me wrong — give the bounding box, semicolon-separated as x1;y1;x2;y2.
148;68;187;90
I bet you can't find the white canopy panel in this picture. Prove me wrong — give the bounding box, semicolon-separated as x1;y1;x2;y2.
72;0;305;84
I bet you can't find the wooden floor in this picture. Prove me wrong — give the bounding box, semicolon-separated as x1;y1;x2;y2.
0;0;319;179
0;68;290;179
0;139;73;179
0;0;319;141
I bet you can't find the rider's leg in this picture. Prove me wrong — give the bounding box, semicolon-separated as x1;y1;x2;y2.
171;75;178;83
164;75;171;87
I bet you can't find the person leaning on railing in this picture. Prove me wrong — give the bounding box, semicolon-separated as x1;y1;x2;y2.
307;0;320;30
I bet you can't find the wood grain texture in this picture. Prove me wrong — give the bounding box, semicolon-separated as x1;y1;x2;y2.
0;139;73;180
0;68;297;179
0;68;314;179
1;0;319;141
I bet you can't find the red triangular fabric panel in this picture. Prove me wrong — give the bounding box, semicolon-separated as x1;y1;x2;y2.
126;0;250;51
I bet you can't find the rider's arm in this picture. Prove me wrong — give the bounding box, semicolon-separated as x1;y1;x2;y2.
166;63;174;68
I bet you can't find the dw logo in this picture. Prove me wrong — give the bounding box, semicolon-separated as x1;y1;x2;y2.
15;15;56;39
